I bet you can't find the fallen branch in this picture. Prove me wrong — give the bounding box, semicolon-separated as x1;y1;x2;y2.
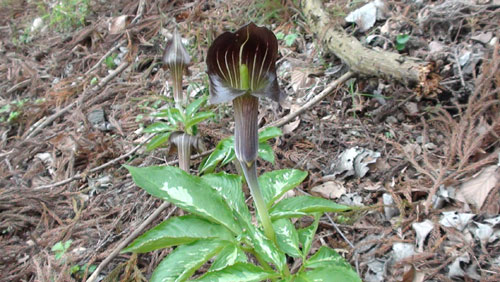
266;71;353;128
300;0;438;92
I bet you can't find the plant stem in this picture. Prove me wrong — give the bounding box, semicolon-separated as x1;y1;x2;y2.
240;160;276;242
171;62;186;110
177;133;192;172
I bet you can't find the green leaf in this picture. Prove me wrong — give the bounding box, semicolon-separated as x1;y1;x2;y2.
296;265;361;282
259;169;308;208
185;111;215;131
199;148;227;174
146;132;172;151
219;142;236;166
126;165;241;234
395;34;410;51
245;225;286;272
270;196;351;219
144;122;176;133
199;138;234;174
396;34;410;44
273;218;301;258
201;172;251;222
258;127;282;142
195;263;278;282
284;33;298;46
275;32;285;40
257;143;274;164
186;96;208;117
122;215;234;253
208;244;247;272
153;108;184;126
151;239;226;282
298;213;320;257
305;246;354;270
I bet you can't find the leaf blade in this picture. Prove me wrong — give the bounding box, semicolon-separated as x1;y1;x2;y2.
305;246;354;270
146;132;172;151
298;213;320;257
245;224;287;272
195;263;279;282
258;143;275;164
258;169;308;207
122;215;234;253
201;172;252;223
258;127;282;142
151;239;227;282
126;165;241;234
144;122;176;133
273;218;301;258
270;196;352;219
208;244;248;273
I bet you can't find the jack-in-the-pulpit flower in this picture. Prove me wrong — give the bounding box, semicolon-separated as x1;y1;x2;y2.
206;23;282;241
207;22;281;165
163;28;191;107
206;23;280;104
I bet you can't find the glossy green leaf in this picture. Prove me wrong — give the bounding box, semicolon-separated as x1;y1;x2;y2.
151;239;226;282
122;215;234;253
185;111;215;131
296;265;361;282
258;127;282;142
305;246;354;270
201;172;251;222
126;165;241;234
257;143;274;164
270;196;351;219
195;263;278;282
208;244;247;272
186;96;208;117
144;122;176;133
259;169;308;208
146;132;172;151
199;147;228;174
219;143;236;166
273;218;301;258
298;213;320;257
245;224;286;272
199;138;233;174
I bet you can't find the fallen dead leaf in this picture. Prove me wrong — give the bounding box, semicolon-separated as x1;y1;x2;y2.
345;0;386;32
283;118;300;134
456;165;499;209
109;15;131;34
311;181;346;199
290;68;313;93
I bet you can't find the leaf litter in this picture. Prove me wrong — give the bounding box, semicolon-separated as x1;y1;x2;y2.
0;0;499;281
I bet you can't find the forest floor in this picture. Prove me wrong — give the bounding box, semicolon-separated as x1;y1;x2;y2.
1;0;499;281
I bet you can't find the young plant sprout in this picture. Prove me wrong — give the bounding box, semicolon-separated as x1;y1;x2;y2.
163;28;191;108
206;22;282;241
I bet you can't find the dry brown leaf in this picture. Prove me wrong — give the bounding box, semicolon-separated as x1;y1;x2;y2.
283;118;300;134
109;15;131;34
456;165;499;209
290;68;313;92
311;181;346;199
